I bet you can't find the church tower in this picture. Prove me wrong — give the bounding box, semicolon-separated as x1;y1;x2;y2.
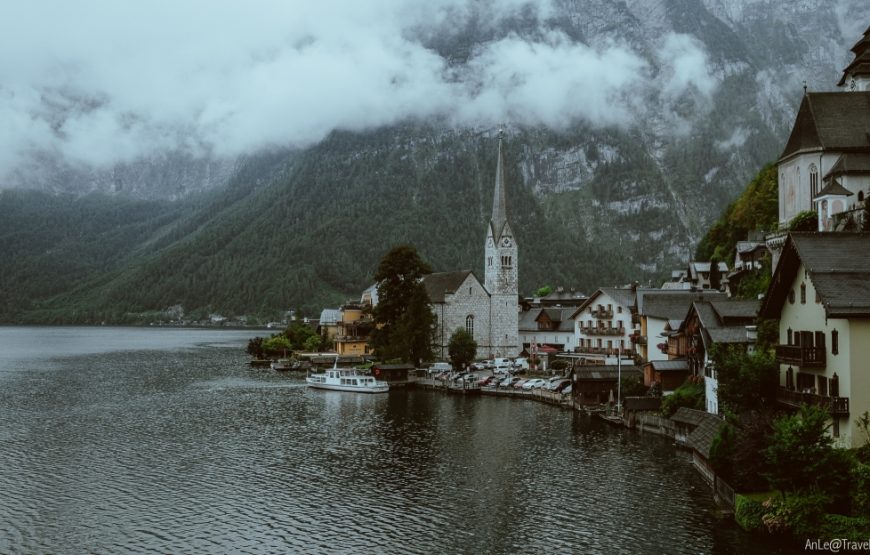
484;131;519;357
838;25;870;91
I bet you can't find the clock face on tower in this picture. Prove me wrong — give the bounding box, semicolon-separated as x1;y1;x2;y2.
487;238;494;247
501;237;512;247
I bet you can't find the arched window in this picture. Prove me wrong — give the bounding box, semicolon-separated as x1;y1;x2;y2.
809;164;819;199
800;283;806;304
465;315;474;337
859;191;865;203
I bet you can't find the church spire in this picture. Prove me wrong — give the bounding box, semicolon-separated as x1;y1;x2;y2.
490;129;508;240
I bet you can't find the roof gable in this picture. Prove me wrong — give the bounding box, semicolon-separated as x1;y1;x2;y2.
779;92;870;160
760;232;870;319
422;271;482;303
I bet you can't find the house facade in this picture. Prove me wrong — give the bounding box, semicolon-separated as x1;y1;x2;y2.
760;233;870;448
518;307;578;354
572;287;635;364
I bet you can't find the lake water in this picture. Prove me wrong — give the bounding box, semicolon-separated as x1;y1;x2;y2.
0;327;796;554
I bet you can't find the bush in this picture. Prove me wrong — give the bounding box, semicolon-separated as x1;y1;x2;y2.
820;514;870;540
853;462;870;518
761;492;831;537
735;494;769;532
661;379;704;417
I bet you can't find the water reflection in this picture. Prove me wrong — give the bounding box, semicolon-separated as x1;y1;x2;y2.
0;328;800;554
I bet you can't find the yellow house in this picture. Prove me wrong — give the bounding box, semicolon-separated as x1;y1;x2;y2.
760;232;870;448
334;302;374;356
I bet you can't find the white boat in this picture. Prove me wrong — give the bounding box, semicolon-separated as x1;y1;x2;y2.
306;361;389;393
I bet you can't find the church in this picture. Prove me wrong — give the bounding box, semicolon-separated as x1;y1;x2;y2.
775;25;870;233
422;132;520;360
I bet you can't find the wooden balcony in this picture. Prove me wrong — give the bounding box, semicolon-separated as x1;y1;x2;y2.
775;345;826;368
591;307;613;319
582;327;625;336
776;387;849;416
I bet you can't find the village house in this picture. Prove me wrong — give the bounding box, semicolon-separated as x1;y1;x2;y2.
634;290;719;363
759;232;870;448
571;287;636;365
333;301;374;356
570;364;642;406
518;307;578;354
678;298;759;415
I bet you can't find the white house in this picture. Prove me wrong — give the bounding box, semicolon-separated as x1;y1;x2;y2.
760;232;870;448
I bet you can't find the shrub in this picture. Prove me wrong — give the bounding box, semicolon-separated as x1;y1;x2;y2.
735;494;769;532
661;380;704;417
761;492;831;537
820;514;870;541
853;462;870;518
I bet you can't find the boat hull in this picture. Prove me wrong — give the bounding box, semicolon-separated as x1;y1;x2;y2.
306;380;389;394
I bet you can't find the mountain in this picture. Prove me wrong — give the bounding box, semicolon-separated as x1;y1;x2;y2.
0;0;864;323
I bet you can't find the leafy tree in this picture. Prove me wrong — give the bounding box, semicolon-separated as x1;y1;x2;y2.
370;245;434;364
788;210;817;231
285;321;318;350
660;379;705;417
261;335;292;357
534;285;553;297
448;328;477;370
709;255;722;291
710;411;776;492
712;344;778;414
620;375;647;397
247;336;265;359
763;405;852;497
303;335;322;352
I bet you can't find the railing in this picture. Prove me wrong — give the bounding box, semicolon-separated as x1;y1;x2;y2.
573;346;633;356
775;345;826;368
334;335;369;342
582;327;626;336
776;387;849;416
591;307;614;319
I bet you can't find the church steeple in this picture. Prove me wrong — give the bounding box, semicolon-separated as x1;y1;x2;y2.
838;25;870;91
490;130;508;240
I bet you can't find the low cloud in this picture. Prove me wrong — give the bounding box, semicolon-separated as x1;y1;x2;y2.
0;0;718;180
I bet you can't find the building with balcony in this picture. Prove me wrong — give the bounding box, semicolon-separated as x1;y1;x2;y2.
334;302;374;356
571;287;635;364
759;232;870;448
634;290;720;363
518;307;578;354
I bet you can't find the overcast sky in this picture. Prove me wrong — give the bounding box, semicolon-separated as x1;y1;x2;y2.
0;0;724;178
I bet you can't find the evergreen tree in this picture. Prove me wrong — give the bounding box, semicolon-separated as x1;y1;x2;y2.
370;245;434;363
448;328;477;370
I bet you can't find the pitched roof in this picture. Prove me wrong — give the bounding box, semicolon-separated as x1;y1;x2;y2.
688;414;724;458
518;309;541;331
319;308;341;325
671;407;707;425
709;299;759;320
824;153;870;179
760;232;870;319
490;133;509;241
645;360;688;372
421;271;478;303
814;178;853;199
638;292;712;320
571;287;635;318
572;366;642;380
736;241;767;254
779;92;870;160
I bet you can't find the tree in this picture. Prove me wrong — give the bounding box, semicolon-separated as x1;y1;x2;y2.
709;256;722;291
789;210;817;231
534;285;553;297
448;328;477;370
763;405;852;496
711;344;778;414
370;245;435;364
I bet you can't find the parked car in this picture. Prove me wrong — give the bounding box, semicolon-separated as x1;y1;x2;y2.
549;379;571;392
522;378;547;390
428;362;452;375
512;379;528;389
478;376;495;386
500;377;520;387
471;362;487;371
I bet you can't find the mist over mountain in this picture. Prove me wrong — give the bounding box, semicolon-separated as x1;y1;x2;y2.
0;0;865;322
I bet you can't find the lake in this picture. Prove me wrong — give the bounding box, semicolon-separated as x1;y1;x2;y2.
0;327;796;554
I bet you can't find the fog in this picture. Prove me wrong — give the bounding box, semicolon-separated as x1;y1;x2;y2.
0;0;719;179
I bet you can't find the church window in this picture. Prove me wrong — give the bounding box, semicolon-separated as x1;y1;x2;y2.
832;329;839;355
789;289;795;304
809;164;819;199
800;283;806;304
860;191;865;203
466;315;474;337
